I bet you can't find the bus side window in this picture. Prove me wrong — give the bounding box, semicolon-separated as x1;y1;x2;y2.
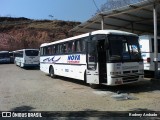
75;40;81;52
46;47;49;55
48;46;52;55
63;43;67;53
55;45;59;54
51;45;55;54
42;47;45;55
59;44;63;54
44;47;46;55
72;41;75;52
81;38;86;52
43;47;46;55
68;41;73;53
40;47;43;56
44;47;48;55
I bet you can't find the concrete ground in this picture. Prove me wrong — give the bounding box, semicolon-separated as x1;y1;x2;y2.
0;64;160;119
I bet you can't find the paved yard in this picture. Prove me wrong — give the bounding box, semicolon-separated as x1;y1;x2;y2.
0;64;160;119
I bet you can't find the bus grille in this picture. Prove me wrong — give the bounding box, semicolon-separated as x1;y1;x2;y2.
122;75;139;83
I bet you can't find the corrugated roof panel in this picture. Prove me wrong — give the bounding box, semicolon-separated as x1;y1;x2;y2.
129;10;153;19
69;0;160;35
104;18;129;26
112;14;142;22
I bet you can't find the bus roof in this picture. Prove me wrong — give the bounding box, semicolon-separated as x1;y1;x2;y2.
40;29;138;47
14;49;39;52
0;51;9;53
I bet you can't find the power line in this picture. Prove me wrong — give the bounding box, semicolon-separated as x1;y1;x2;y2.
92;0;101;13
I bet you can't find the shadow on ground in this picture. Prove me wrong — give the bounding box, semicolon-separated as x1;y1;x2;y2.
98;79;160;94
10;105;35;111
52;76;89;87
54;76;160;94
23;66;40;70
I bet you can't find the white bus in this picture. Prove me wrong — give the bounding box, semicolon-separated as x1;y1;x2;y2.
40;30;144;88
0;51;10;63
14;49;40;67
139;35;160;73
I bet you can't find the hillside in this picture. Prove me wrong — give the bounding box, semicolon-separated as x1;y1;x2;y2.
0;17;80;51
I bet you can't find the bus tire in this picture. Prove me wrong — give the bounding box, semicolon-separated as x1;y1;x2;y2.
49;66;56;78
89;83;99;89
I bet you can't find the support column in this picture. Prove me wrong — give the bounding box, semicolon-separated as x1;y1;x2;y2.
101;15;104;30
153;4;159;78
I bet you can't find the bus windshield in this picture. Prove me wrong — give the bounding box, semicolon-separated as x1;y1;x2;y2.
25;50;39;56
108;35;142;62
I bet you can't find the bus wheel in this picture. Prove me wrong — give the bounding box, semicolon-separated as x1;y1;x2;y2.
89;84;99;89
49;66;56;78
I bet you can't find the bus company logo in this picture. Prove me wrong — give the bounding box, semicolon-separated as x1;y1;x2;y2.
67;55;80;64
43;56;61;63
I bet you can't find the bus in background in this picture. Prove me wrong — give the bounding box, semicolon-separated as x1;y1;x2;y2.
139;35;160;74
14;49;40;68
40;30;144;88
0;51;10;63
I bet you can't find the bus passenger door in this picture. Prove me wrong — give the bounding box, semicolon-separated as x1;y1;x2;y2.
86;40;99;84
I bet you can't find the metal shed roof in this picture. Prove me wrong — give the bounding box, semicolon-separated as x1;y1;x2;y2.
69;0;160;35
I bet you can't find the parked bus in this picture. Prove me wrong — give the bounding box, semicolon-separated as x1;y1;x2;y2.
139;35;160;73
40;30;144;88
14;49;40;67
0;51;10;63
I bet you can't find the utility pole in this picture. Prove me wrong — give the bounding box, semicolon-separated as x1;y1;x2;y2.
153;4;159;78
101;15;104;30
